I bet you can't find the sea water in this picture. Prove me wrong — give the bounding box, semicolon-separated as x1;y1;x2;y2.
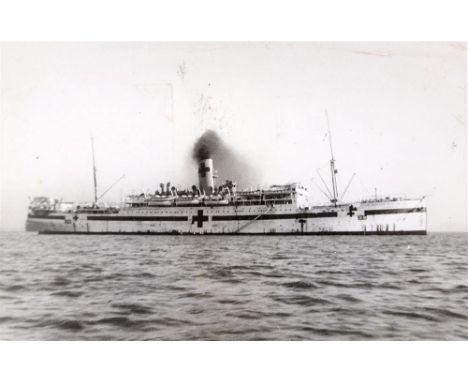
0;232;467;340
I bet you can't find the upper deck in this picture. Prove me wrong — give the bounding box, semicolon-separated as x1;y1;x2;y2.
125;183;310;209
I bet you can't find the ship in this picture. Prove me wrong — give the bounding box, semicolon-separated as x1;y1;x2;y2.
26;131;427;235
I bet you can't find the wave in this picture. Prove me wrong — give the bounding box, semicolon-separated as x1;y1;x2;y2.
422;307;467;320
299;326;374;339
382;310;440;322
271;294;333;307
334;294;362;303
51;277;72;286
317;280;402;290
3;284;26;292
111;303;154;315
93;316;140;328
282;281;318;290
51;290;83;298
34;319;85;332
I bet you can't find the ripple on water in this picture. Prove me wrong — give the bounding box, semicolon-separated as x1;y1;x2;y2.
299;326;374;339
271;294;333;307
51;277;72;286
282;281;319;289
451;284;468;293
55;319;85;331
3;284;26;292
0;316;14;324
381;310;440;322
333;293;362;303
422;307;468;320
93;316;140;328
111;303;154;315
179;291;214;299
50;290;83;298
138;272;156;279
216;299;246;305
34;319;85;332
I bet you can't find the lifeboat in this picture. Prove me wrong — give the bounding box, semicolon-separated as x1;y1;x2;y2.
148;196;174;206
176;197;201;206
204;197;229;206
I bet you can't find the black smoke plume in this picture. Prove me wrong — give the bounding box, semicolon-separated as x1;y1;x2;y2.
192;130;258;189
193;130;220;161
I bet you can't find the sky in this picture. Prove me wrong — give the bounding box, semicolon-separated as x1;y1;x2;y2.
0;42;466;231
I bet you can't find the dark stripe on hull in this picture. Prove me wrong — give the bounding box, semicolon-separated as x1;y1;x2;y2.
38;230;427;236
85;212;337;222
87;216;188;221
364;207;426;216
30;209;424;222
212;212;338;221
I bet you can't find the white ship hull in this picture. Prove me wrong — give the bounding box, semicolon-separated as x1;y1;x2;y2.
26;198;427;235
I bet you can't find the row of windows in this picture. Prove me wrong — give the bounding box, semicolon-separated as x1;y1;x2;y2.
120;207;295;215
130;200;294;208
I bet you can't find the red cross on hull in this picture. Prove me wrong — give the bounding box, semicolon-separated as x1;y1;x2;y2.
192;209;209;228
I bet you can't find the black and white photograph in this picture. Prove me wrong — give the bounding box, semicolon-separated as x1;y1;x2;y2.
0;2;467;381
1;41;466;341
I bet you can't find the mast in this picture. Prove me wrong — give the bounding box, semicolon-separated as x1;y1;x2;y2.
91;134;98;205
326;111;339;205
